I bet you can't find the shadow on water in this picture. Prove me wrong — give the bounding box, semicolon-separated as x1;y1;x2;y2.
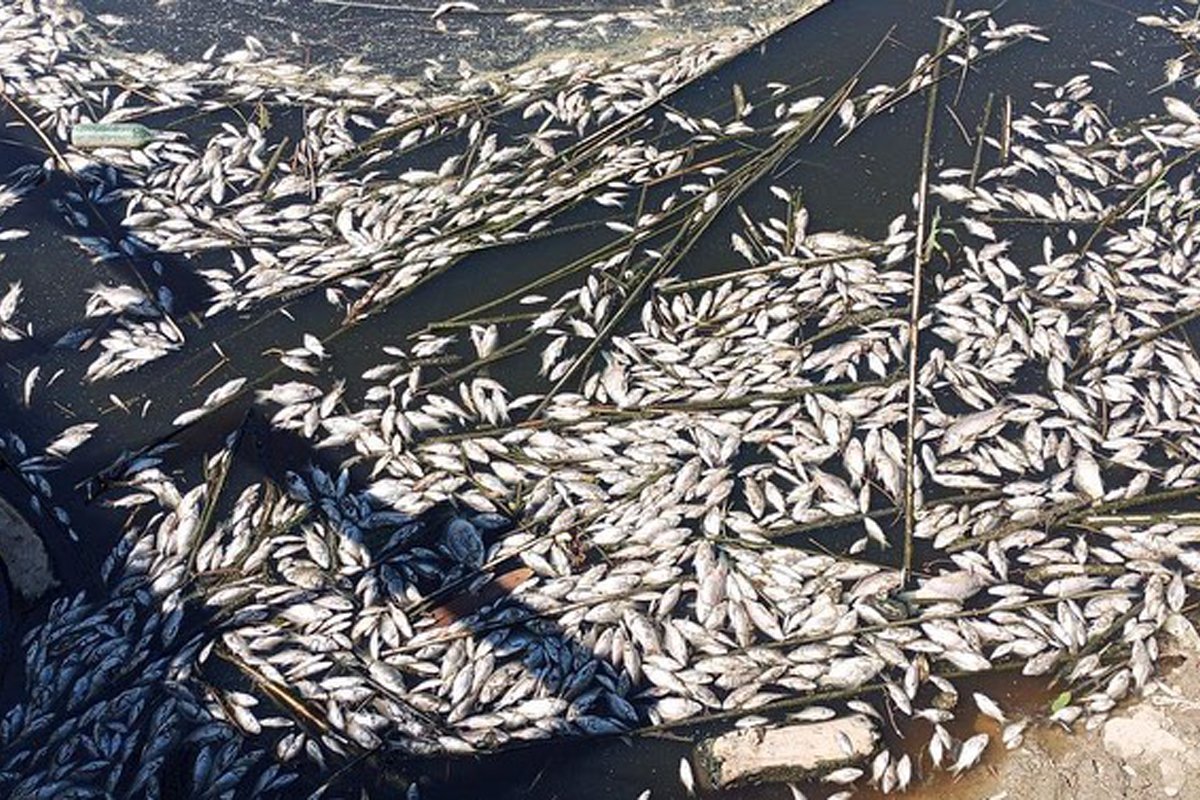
100;402;658;798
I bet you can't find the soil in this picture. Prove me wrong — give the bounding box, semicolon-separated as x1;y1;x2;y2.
922;615;1200;800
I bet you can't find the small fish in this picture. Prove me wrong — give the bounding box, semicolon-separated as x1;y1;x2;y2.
22;366;38;407
1164;96;1200;126
1072;450;1104;501
951;733;989;775
823;766;863;784
46;423;98;458
679;757;696;796
973;692;1006;724
902;568;989;603
0;281;21;322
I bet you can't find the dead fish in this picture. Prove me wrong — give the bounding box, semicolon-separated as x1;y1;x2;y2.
901;568;990;603
1072;450;1104;502
679;757;696;796
950;732;989;774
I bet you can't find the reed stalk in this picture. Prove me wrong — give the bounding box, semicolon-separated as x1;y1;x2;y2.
902;1;952;588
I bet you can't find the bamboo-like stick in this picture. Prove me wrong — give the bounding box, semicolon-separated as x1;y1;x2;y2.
969;92;993;189
425;310;541;332
1084;483;1200;517
212;648;337;738
529;32;899;418
414;197;694;337
946;483;1200;553
1083;511;1200;526
0;90;182;338
1000;94;1012;162
422;330;540;391
1068;306;1200;380
656;247;888;294
835;12;1016;143
78;7;1011;491
424;374;899;444
254;134;290;194
1051;599;1144;689
902;1;952;588
338;2;840;319
1076;144;1200;263
186;418;247;575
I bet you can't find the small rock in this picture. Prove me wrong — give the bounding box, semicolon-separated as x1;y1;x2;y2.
1102;707;1186;797
0;495;56;601
695;714;878;789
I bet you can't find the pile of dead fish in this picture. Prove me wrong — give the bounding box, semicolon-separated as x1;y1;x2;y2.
1;1;1200;798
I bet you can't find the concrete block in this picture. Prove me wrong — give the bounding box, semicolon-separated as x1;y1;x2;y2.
695;714;878;789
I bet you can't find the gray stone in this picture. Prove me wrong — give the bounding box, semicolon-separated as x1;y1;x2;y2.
695;714;878;789
1103;707;1187;798
0;494;56;601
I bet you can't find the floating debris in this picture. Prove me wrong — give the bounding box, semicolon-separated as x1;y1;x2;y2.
69;122;158;149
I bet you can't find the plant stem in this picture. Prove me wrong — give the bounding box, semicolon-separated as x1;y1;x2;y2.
657;247;888;294
424;374;898;444
903;1;952;588
969;92;993;189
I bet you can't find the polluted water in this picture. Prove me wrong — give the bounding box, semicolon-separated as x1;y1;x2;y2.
0;0;1199;799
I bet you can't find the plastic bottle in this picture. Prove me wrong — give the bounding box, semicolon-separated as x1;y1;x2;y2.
70;122;157;149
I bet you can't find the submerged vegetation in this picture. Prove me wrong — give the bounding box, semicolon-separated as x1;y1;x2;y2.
2;0;1200;798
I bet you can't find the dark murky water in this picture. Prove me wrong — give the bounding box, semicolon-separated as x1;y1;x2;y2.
80;0;811;78
0;0;1179;797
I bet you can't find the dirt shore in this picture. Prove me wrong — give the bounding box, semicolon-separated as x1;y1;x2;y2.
922;615;1200;800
